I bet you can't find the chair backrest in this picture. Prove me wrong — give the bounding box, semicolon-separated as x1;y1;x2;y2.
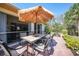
43;38;49;49
44;36;53;50
0;41;11;56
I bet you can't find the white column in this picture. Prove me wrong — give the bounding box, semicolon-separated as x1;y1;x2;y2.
28;23;34;34
40;24;42;34
42;24;45;34
31;23;34;33
36;24;38;34
0;13;7;43
28;23;31;34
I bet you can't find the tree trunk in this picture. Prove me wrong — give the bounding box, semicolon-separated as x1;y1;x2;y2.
77;20;79;36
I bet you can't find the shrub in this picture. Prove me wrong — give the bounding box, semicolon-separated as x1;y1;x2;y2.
45;25;52;34
62;29;68;35
64;34;79;51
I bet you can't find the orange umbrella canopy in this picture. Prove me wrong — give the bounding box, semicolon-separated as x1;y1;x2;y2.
18;6;54;24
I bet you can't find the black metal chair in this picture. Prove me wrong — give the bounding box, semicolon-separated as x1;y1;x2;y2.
32;35;54;56
0;40;28;56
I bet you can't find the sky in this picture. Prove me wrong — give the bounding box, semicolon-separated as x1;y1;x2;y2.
13;3;73;17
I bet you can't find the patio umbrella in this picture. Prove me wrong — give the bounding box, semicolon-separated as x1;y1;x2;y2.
18;6;54;24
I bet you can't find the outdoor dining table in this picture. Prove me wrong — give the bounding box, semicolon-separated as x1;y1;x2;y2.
20;34;45;55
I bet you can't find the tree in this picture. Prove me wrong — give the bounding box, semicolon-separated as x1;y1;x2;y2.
45;24;52;34
52;22;65;33
64;3;79;36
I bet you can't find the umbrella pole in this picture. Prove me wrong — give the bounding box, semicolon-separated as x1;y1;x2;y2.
35;11;38;34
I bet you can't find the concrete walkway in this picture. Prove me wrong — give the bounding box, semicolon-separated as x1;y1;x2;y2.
52;36;73;56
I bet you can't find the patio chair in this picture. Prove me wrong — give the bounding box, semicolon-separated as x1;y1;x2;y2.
32;35;54;56
0;40;28;56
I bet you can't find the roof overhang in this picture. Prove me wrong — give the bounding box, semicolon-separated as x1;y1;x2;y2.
0;3;20;17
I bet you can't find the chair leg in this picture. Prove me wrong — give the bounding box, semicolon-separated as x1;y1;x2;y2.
44;50;48;56
36;51;40;56
27;44;29;56
32;49;40;56
31;49;37;56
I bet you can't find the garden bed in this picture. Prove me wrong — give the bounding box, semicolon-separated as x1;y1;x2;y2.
64;34;79;56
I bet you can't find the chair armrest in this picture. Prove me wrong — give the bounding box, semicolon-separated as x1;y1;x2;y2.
32;43;44;50
8;45;26;50
32;43;39;47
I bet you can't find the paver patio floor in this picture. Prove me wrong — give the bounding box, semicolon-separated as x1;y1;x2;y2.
52;36;73;56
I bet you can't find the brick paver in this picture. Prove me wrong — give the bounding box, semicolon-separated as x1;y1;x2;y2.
52;36;73;56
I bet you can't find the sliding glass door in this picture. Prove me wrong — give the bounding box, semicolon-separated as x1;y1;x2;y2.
34;23;42;34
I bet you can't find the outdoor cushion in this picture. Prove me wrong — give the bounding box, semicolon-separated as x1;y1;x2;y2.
34;44;45;52
10;45;27;56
